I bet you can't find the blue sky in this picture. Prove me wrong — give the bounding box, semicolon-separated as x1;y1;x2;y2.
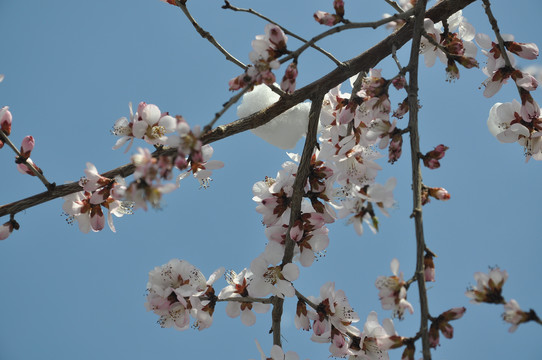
1;0;541;359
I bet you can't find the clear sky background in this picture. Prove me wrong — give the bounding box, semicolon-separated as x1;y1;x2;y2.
1;0;541;359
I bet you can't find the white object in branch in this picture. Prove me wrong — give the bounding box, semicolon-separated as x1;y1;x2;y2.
237;84;310;149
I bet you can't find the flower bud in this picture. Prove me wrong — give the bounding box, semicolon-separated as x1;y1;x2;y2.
20;135;35;159
333;0;345;17
313;11;340;26
505;41;539;60
266;24;287;51
428;187;451;201
1;106;12;135
281;62;298;94
424;253;435;282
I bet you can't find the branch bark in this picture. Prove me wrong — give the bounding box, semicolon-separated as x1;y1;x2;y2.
406;0;431;358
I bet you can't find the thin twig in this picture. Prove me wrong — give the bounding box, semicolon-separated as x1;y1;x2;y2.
384;0;405;13
177;2;246;69
294;289;319;311
406;0;431;358
280;7;417;65
481;0;514;68
0;130;54;191
222;1;343;66
203;84;253;133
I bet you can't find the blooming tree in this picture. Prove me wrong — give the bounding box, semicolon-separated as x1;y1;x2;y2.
1;0;541;359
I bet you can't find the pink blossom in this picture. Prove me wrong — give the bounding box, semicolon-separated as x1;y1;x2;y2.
16;158;42;177
281;62;298;94
388;132;403;164
423;144;448;169
424;253;435;282
375;258;414;319
0;220;18;240
218;268;270;327
19;135;34;159
505;40;539;60
313;11;339;26
465;267;508;304
0;106;12;135
249;256;298;298
309;282;361;338
429;307;466;348
502;299;530;332
294;299;311;331
146;259;223;331
349;311;399;358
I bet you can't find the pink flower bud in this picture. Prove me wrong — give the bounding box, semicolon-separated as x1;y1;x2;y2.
457;56;479;69
17;158;42;177
313;11;340;26
1;106;12;135
20;135;35;159
388;133;403;164
393;98;409;119
424;253;435;282
401;343;415;360
392;76;407;90
423;145;449;169
266;24;287;51
280;62;298;94
423;157;441;169
0;221;14;240
433;144;448;158
289;219;304;242
428;323;440;348
505;41;539;60
519;89;541;122
429;187;451;201
439;322;454;339
137;102;147;116
441;307;466;321
333;0;345;17
228;73;250;91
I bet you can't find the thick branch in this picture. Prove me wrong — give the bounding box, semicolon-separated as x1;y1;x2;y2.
0;0;476;219
406;0;431;358
270;92;325;347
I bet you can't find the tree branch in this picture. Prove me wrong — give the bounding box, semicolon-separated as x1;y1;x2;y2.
222;0;343;66
406;0;431;358
177;1;246;69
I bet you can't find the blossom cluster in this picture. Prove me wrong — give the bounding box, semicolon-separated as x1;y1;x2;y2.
478;32;541;160
313;0;345;26
145;259;224;331
62;163;127;233
420;11;478;82
466;268;540;333
229;24;292;92
62;102;223;233
296;283;403;359
113;102;223;201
